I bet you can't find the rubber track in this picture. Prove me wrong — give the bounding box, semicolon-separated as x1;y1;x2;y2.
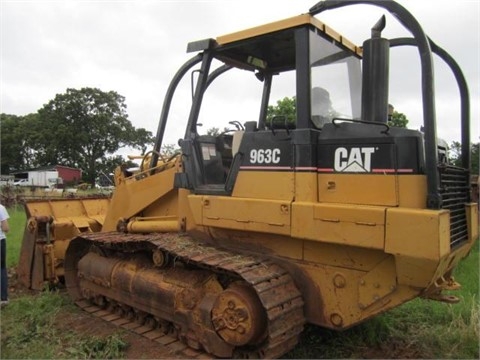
73;231;305;359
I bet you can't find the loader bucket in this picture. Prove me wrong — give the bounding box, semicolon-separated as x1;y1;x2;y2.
17;197;110;290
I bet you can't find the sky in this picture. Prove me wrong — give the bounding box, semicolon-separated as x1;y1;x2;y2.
1;0;479;156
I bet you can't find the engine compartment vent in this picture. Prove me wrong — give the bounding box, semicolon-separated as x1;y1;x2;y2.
438;164;470;248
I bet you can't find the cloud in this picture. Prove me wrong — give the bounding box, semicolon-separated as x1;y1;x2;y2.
1;0;478;148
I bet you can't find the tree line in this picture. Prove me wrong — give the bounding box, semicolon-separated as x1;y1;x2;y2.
1;88;155;186
1;90;477;188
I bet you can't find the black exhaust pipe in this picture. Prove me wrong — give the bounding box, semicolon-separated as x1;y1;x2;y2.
361;15;390;124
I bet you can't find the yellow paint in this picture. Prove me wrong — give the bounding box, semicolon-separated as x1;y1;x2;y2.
397;175;427;208
103;164;178;231
358;256;397;309
302;239;386;271
232;171;294;200
295;172;318;202
292;202;385;249
298;260;418;328
25;198;110;221
385;208;450;260
318;174;398;206
189;195;291;236
385;208;451;288
127;216;179;233
465;203;479;241
216;14;362;56
209;228;303;260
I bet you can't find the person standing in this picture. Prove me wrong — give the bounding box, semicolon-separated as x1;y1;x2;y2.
0;203;10;306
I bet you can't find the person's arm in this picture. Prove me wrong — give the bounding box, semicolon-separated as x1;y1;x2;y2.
1;219;9;234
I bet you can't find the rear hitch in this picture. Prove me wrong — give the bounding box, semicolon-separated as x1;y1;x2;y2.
422;276;461;304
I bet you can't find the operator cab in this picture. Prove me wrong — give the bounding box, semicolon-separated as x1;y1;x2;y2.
175;14;364;195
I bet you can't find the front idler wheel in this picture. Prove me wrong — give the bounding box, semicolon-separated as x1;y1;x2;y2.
211;282;267;347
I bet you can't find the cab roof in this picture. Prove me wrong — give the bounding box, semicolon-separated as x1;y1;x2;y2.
217;13;361;55
187;14;362;73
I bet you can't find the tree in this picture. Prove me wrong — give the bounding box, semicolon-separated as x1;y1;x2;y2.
1;114;26;173
388;110;409;128
0;113;39;173
449;141;479;174
266;97;296;126
33;88;154;185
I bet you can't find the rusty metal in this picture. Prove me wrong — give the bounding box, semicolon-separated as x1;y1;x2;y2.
152;249;169;267
65;231;305;359
18;198;110;289
422;275;462;304
75;299;197;358
18;216;55;289
211;283;266;346
424;293;460;304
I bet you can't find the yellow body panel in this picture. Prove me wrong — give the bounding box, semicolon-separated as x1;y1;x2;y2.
302;240;386;271
385;208;451;260
232;171;294;200
297;260;418;328
397;175;428;208
189;195;291;236
209;228;303;260
466;203;479;240
385;204;478;288
103;163;178;231
295;172;318;202
292;202;385;249
318;174;398;206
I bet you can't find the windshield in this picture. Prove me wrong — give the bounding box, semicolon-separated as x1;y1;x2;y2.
309;30;362;128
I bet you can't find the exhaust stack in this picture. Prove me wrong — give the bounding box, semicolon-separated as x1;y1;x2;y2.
361;15;390;124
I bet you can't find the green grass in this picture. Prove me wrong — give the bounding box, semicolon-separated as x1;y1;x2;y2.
5;204;26;267
0;291;127;359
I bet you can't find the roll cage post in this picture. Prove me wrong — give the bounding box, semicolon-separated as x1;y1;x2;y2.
150;54;203;170
389;37;471;172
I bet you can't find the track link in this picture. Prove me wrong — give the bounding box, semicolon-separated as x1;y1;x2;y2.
67;231;305;358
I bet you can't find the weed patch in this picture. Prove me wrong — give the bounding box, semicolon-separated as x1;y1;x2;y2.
0;291;127;359
62;334;127;359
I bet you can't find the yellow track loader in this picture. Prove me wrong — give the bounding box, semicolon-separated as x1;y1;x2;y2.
19;0;477;358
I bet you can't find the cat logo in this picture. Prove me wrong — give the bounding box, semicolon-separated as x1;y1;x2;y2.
334;147;376;172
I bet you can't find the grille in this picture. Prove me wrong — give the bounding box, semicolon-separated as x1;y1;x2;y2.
438;164;470;247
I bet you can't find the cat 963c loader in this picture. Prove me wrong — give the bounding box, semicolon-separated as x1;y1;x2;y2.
19;0;478;358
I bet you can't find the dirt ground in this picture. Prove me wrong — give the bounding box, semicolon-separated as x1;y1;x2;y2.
7;268;422;359
7;269;182;360
52;308;183;359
